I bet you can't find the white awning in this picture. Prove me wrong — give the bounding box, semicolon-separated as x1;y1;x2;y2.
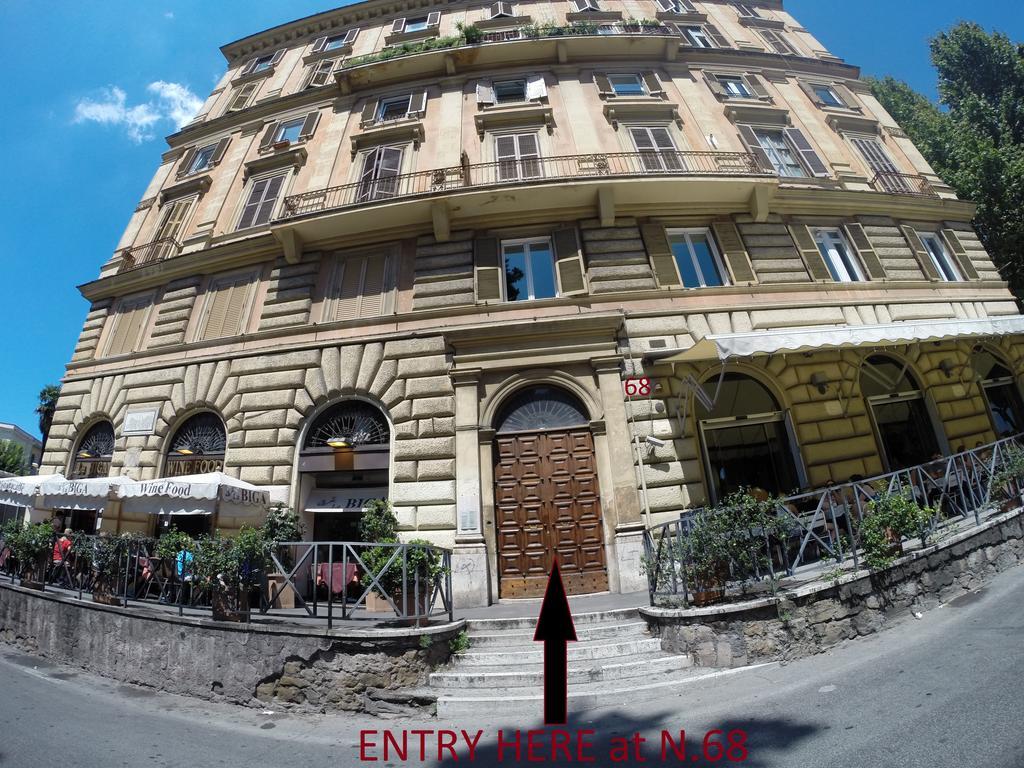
39;476;135;513
652;315;1024;363
305;487;387;514
0;474;65;507
117;472;270;517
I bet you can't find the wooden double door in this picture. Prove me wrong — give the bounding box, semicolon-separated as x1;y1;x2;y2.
494;428;609;598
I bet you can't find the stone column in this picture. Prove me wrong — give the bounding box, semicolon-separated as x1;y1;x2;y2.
592;356;647;594
451;368;490;606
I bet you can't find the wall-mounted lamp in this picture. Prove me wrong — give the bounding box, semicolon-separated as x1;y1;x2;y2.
810;372;830;395
326;436;351;448
939;359;956;379
175;446;194;455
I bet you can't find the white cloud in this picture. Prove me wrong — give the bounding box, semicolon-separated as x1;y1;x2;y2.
73;81;202;143
164;11;174;19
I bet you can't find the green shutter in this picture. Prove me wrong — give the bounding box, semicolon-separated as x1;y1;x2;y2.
711;221;756;284
900;225;940;281
552;227;587;296
474;236;503;301
640;223;681;288
788;224;832;282
845;223;887;280
941;228;980;280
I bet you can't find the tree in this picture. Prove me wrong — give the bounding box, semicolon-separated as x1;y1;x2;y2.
868;23;1024;299
0;440;26;475
35;384;60;449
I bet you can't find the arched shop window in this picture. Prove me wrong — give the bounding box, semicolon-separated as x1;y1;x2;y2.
861;355;941;470
70;421;115;479
495;386;590;433
972;346;1024;438
696;373;801;503
165;412;227;477
300;401;391;544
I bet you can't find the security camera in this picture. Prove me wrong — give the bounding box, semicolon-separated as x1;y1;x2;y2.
646;436;667;448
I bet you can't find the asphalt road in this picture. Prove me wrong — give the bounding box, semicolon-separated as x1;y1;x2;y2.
2;564;1023;768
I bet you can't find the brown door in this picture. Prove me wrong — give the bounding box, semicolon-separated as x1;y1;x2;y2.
494;428;608;598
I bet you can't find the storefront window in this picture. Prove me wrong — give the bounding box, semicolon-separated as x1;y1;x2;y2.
972;346;1024;438
861;355;940;470
70;422;115;479
165;412;227;477
696;373;801;502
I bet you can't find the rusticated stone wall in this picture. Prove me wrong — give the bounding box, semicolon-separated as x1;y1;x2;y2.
640;507;1024;668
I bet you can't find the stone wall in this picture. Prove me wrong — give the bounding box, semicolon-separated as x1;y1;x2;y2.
0;583;462;715
641;507;1024;668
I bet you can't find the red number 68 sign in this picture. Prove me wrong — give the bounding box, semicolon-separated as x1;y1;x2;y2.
624;377;652;396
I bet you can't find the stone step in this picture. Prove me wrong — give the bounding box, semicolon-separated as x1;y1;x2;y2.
467;621;650;648
465;606;641;633
430;653;691;690
455;638;662;667
430;666;751;717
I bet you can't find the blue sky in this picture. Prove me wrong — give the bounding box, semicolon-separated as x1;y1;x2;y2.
0;0;1021;441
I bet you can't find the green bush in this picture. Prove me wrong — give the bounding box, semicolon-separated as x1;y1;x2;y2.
860;491;935;571
992;445;1024;502
8;522;53;579
154;528;193;561
457;21;483;44
358;499;402;596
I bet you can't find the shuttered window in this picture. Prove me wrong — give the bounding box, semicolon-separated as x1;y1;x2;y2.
237;173;286;230
155;197;193;243
812;228;865;282
227;82;257;112
105;294;153;357
668;229;729;288
305;59;337;89
752;129;807;178
200;273;257;341
759;29;797;55
850;136;910;192
495;133;541;181
629;126;684;172
918;233;963;282
501;239;557;301
679;24;729;48
357;146;404;202
325;253;397;322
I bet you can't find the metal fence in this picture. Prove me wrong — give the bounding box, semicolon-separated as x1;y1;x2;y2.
280;150;765;219
643;436;1024;607
0;533;454;628
870;171;937;197
116;237;183;273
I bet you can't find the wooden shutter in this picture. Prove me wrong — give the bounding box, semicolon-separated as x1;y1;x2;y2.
344;28;360;44
744;73;771;99
238;58;258;77
900;225;941;281
525;74;547;101
330;258;365;322
228;83;255;111
942;228;979;280
704;24;730;48
489;1;501;18
203;277;252;340
270;49;286;66
311;36;328;53
258;122;279;151
737;125;773;172
798;80;823;106
705;73;727;98
641;71;664;96
156;198;191;241
834;83;857;108
298;111;321;140
176;147;197;177
408;89;428;116
476;80;495;104
474;237;503;301
656;0;675;10
594;73;613;96
360;99;378;124
210;137;231;166
789;225;833;282
640;223;682;288
222;281;251;337
552;227;587;296
426;11;441;26
711;221;756;284
107;297;150;357
784;127;829;177
391;18;406;33
845;223;887;280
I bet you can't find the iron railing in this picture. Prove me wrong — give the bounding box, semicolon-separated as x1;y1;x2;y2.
116;237;182;274
643;435;1024;607
280;150;765;219
870;171;938;197
1;533;454;628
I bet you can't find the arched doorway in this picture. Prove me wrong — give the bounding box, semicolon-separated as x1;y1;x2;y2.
492;385;607;598
70;421;114;479
696;373;802;503
861;355;941;470
298;400;390;544
161;412;227;537
972;346;1024;438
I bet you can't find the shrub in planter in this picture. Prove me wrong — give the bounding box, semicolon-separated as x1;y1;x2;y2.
992;445;1024;511
153;528;193;580
8;522;53;588
861;491;935;571
401;538;448;619
456;21;483;44
262;504;304;608
358;499;402;608
91;533;129;604
191;530;266;621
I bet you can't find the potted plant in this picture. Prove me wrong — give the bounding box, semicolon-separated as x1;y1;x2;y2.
860;491;935;571
8;522;54;590
401;539;448;623
191;531;265;622
456;21;483;44
91;532;128;605
991;445;1024;513
261;504;304;609
358;499;402;612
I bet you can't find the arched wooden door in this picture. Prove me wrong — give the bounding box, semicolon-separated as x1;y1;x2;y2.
493;386;608;598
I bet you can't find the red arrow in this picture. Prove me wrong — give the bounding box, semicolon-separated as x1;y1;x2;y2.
533;559;578;725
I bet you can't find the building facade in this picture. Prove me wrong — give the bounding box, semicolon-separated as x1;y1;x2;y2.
44;0;1024;605
0;423;42;474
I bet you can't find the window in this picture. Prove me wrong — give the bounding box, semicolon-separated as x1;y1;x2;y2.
104;294;152;357
71;422;115;480
734;2;759;17
378;95;412;122
501;239;557;301
718;75;753;98
324;34;351;51
812;84;844;107
861;355;940;470
493;80;527;103
185;143;217;175
306;59;337;89
629;126;683;172
237;173;286;229
812;228;864;283
154;197;193;244
918;233;963;282
166;412;227;476
609;74;645;96
324;252;397;322
488;1;514;18
668;229;728;288
227;83;257;112
657;0;697;13
251;54;276;74
357;146;404;201
199;273;256;341
681;25;714;47
275;118;305;144
850;136;911;192
495;133;541;181
753;129;807;178
404;15;431;32
972;347;1024;438
572;0;601;10
759;28;797;55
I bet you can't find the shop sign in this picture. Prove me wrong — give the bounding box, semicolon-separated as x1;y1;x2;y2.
165;456;225;476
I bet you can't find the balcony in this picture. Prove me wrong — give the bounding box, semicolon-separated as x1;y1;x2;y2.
870;171;938;197
116;238;183;274
279;150;765;221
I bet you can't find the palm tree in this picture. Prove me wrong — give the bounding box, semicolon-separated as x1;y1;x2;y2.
35;384;61;452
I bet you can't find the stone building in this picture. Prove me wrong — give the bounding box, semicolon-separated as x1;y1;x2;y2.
43;0;1024;606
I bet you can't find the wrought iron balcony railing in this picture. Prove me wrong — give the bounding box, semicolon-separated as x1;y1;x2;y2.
279;150;766;220
116;237;183;274
870;171;938;197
